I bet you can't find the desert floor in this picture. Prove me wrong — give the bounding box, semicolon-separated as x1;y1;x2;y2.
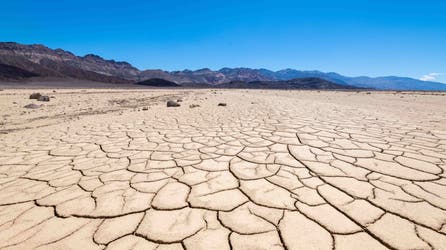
0;88;446;250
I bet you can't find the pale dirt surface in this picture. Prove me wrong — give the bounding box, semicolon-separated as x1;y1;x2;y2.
0;88;446;250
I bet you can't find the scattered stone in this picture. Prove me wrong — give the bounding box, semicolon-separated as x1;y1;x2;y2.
29;93;42;99
189;104;200;108
52;90;56;93
167;100;180;107
142;107;149;111
177;99;183;102
38;95;50;102
366;92;371;95
218;103;227;107
24;103;40;109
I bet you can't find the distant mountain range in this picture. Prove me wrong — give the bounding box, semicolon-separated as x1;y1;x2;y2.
1;42;445;90
212;78;358;90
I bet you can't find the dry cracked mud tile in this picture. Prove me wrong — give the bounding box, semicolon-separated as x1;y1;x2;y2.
1;90;446;249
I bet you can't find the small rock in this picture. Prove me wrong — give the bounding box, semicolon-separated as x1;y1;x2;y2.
177;99;183;102
52;90;56;93
218;103;227;107
24;104;40;109
366;92;371;95
142;107;149;111
29;93;42;99
189;104;200;108
38;96;50;102
167;100;180;107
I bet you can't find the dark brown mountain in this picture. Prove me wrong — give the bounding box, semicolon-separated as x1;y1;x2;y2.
0;63;39;79
0;42;132;83
136;78;180;87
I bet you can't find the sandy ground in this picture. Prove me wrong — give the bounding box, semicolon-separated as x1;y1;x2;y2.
0;88;446;249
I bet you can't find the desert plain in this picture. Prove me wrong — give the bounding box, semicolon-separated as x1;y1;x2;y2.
0;88;446;250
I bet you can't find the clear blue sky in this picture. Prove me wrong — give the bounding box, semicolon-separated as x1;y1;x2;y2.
1;0;445;82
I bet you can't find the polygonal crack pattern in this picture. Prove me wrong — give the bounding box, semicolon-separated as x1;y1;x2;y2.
1;90;446;250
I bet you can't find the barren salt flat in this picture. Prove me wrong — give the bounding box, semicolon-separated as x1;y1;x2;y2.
1;88;446;250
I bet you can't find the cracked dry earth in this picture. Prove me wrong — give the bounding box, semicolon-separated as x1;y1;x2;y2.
1;89;446;250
